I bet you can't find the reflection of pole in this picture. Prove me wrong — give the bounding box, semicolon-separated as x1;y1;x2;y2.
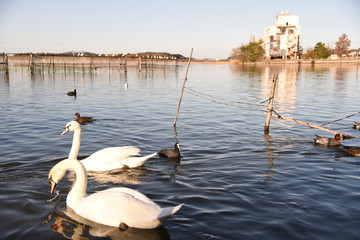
173;48;193;127
263;134;274;183
264;73;278;134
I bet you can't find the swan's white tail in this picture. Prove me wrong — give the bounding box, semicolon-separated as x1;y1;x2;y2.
158;203;184;222
121;152;158;168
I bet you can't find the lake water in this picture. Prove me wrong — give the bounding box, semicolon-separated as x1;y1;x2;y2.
0;62;359;240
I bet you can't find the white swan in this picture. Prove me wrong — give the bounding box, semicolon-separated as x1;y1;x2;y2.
61;120;157;171
48;159;183;229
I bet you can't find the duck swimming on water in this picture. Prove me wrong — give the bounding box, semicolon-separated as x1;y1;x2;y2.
67;89;77;97
340;145;360;157
313;133;342;146
353;122;360;130
75;112;95;123
158;142;181;158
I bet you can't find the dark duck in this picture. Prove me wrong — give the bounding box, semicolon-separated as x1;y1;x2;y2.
158;142;181;158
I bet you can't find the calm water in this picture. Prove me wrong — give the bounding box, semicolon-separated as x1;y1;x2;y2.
0;63;360;240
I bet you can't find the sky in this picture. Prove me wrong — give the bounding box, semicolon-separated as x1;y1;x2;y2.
0;0;359;59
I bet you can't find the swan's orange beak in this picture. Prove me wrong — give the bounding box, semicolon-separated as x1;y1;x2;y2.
49;177;57;194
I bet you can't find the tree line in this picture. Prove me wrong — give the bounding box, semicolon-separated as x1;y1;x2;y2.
230;33;354;62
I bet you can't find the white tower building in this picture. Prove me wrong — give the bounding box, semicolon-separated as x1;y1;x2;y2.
263;10;301;59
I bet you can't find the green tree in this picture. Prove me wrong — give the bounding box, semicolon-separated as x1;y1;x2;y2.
314;42;331;59
231;40;265;63
335;33;351;58
301;48;316;60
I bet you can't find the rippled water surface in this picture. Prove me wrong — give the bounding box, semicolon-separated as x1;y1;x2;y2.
1;63;360;240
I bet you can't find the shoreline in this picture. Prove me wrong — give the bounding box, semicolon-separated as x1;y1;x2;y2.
1;54;359;66
193;59;360;65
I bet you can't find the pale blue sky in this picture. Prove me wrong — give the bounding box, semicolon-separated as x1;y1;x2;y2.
0;0;359;59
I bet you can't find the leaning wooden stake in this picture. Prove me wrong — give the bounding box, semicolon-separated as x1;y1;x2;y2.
264;73;278;134
173;48;193;127
272;114;354;139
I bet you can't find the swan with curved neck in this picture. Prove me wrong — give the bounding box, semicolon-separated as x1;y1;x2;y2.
48;159;183;229
61;120;157;171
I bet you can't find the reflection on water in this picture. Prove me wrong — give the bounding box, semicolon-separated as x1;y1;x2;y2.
334;66;348;81
263;134;275;183
64;166;146;186
261;65;299;113
87;168;147;185
1;63;360;240
45;204;170;240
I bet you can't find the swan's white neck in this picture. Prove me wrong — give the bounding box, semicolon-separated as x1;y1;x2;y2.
65;159;87;207
68;128;81;160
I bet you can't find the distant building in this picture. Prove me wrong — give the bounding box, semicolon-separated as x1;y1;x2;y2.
262;10;301;60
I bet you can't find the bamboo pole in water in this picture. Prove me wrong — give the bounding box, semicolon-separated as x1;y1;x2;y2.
3;52;8;65
138;57;142;72
124;56;128;73
173;48;193;127
264;73;278;134
28;53;33;72
4;53;9;80
53;56;55;73
272;114;354;139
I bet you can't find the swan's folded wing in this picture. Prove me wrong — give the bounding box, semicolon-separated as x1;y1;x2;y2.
80;146;141;171
75;190;163;228
103;187;159;207
120;152;158;168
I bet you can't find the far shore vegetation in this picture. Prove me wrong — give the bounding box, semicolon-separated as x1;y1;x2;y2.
230;33;358;63
1;34;359;64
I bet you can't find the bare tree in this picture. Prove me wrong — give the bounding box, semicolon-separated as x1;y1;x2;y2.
335;34;351;59
230;47;241;61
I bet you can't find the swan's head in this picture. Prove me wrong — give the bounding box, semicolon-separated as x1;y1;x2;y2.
61;120;81;136
48;159;70;194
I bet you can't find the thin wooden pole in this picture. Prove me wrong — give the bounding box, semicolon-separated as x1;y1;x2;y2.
173;48;193;127
124;56;127;73
272;114;354;139
4;53;9;80
53;56;55;73
28;53;33;72
3;52;8;65
264;73;278;134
